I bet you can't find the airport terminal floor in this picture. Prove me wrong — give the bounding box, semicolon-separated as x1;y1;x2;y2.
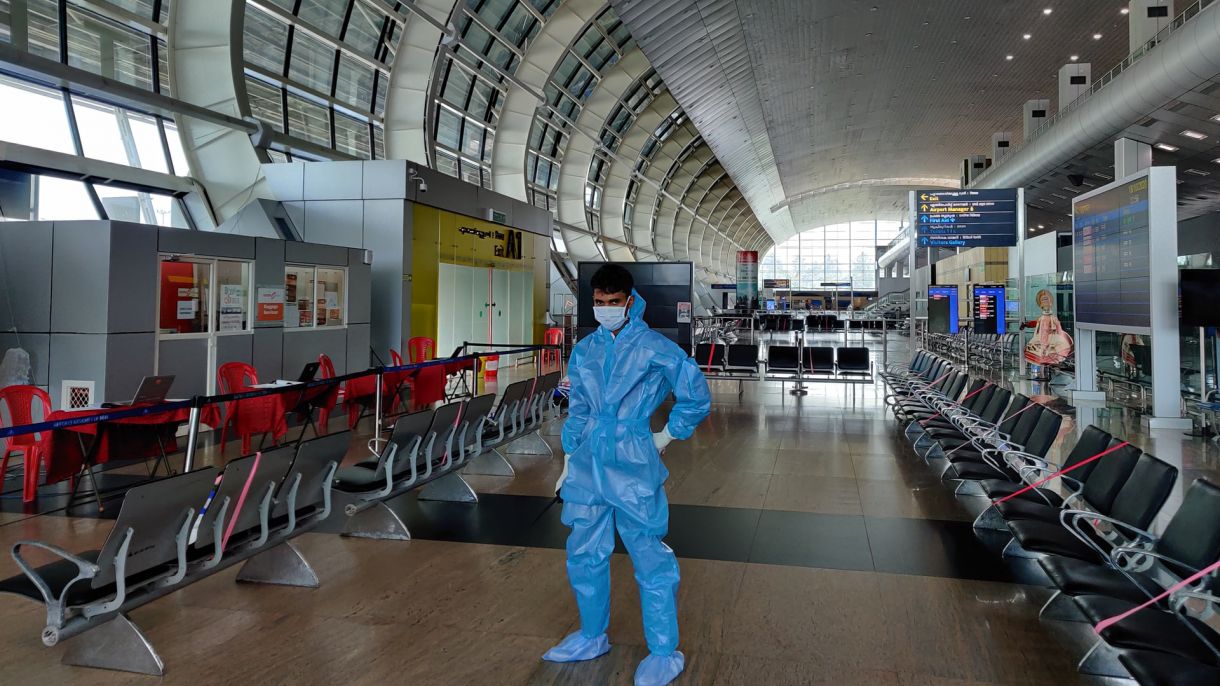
2;332;1217;686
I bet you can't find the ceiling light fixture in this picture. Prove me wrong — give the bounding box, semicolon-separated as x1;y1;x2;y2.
1006;54;1014;60
1212;158;1220;164
1023;33;1032;39
1070;55;1079;61
1210;114;1220;122
1181;129;1208;140
1093;33;1103;40
1155;143;1180;152
1037;224;1046;229
1120;7;1130;14
1043;8;1053;15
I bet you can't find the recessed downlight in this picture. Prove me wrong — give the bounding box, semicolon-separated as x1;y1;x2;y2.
1043;8;1053;15
1006;54;1014;60
1120;7;1130;14
1155;143;1180;152
1093;33;1103;40
1070;55;1079;61
1023;33;1032;40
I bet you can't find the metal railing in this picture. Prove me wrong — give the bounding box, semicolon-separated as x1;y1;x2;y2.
971;0;1217;187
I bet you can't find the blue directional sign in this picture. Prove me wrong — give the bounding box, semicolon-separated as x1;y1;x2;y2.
916;189;1018;248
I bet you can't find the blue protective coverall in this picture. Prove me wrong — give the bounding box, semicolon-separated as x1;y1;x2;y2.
551;290;711;680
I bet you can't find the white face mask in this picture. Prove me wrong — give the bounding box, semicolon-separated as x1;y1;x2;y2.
593;303;629;331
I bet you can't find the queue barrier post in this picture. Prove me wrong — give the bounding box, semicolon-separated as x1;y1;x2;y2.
183;400;202;472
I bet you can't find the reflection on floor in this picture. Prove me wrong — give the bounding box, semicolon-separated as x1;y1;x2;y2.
0;338;1210;684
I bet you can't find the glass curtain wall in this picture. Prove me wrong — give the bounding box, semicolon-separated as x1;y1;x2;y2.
759;220;902;291
428;0;560;188
0;0;195;224
242;0;407;160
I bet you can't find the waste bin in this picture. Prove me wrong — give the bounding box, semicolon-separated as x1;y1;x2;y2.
482;354;499;380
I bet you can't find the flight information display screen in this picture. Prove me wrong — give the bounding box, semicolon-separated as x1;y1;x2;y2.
1073;177;1151;330
972;285;1006;335
928;285;959;334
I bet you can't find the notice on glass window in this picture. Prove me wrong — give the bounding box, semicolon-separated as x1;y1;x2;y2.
219;313;243;332
176;300;197;320
220;285;245;313
284;303;299;328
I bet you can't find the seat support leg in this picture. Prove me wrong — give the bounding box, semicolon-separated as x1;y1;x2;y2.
972;505;1007;531
1077;640;1130;678
953;480;987;497
1039;591;1087;622
341;500;412;540
464;448;515;476
60;613;164;676
235;540;319;587
502;431;553;456
541;417;564;437
417;471;478;503
1001;537;1040;560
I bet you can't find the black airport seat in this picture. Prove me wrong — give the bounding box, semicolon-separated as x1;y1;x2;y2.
803;346;835;374
1118;649;1220;686
836;347;871;376
695;343;727;372
977;425;1112;505
945;403;1062;482
767;345;801;374
1008;453;1178;562
455;393;498;459
1076;595;1220;666
725;344;760;375
335;414;432;493
0;467;219;608
1040;479;1220;607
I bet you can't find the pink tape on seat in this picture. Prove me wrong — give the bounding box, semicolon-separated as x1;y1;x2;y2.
1094;557;1220;634
993;441;1130;505
222;450;262;552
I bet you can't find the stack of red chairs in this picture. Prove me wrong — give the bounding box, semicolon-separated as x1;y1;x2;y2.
216;362;286;454
543;328;564;371
0;385;51;502
316;354;341;435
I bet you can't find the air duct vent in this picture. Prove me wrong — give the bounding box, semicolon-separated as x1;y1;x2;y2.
61;380;94;409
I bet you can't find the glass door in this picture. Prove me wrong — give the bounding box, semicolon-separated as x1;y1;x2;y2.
156;257;252;396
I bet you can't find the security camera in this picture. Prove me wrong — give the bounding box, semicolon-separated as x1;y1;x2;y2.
408;167;428;193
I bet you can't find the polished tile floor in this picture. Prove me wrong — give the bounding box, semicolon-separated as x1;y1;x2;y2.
0;344;1212;684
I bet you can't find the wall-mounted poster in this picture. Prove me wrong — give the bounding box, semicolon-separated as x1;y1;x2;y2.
1024;288;1074;366
676;301;692;323
176;300;197;319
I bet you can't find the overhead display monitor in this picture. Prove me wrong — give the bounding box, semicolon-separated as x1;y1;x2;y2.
927;285;959;334
915;189;1019;248
1072;176;1150;331
1180;269;1220;327
972;285;1006;335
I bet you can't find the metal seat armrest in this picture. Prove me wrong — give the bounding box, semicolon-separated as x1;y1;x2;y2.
11;540;103;630
1110;546;1198;576
200;498;232;570
1062;510;1156;543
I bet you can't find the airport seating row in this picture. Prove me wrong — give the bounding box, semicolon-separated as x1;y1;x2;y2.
693;343;873;383
0;371;563;675
884;351;1220;684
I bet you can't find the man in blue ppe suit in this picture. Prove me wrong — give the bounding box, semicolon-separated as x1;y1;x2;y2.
542;264;711;686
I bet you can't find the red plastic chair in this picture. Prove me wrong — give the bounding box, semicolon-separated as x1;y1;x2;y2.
543;328;564;370
411;365;446;411
0;385;52;502
217;362;281;454
316;354;339;435
407;337;435;364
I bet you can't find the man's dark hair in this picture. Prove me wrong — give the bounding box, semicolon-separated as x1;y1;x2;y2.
590;263;634;296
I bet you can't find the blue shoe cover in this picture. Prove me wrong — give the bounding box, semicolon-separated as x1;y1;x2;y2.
541;631;610;663
634;651;685;686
